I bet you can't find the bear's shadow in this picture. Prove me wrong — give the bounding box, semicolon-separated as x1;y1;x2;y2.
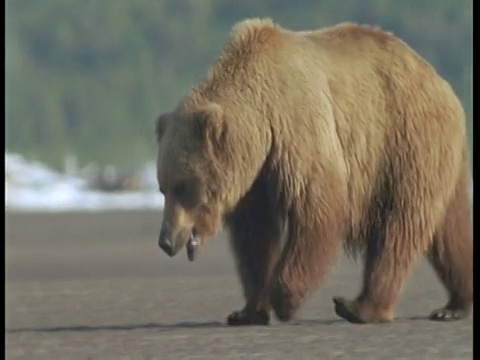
292;315;431;327
5;321;226;333
6;316;431;333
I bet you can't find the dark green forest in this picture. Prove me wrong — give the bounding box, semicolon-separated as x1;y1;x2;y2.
6;0;472;170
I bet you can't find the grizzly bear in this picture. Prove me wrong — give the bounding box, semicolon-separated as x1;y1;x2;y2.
155;18;473;325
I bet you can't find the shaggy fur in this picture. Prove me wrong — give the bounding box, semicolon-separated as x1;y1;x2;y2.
155;18;473;324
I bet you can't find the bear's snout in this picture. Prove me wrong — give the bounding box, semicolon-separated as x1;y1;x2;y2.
158;226;176;257
158;223;192;257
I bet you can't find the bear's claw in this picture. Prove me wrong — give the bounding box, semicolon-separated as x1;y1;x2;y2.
429;307;467;321
332;296;366;324
226;309;270;326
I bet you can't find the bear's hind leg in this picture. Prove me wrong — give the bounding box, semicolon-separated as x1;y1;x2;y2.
334;211;425;324
334;141;467;323
427;175;473;321
225;181;282;326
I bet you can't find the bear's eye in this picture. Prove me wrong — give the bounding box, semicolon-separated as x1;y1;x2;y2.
173;182;187;199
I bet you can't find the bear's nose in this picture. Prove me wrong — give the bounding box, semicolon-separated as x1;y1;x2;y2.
158;227;174;257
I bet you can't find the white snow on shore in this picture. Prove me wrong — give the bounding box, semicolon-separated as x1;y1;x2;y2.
5;153;164;212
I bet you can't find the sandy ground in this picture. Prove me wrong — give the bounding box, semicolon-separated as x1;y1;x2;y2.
6;211;473;359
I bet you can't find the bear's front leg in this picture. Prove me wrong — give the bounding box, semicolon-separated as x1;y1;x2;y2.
269;195;344;322
225;181;282;326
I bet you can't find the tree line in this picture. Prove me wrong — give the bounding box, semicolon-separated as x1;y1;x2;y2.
6;0;472;170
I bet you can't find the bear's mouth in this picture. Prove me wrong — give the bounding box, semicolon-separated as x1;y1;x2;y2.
186;227;201;262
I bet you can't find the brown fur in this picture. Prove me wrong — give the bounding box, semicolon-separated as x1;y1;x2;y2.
155;18;473;324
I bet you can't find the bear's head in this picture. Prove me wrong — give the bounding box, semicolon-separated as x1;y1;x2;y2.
155;102;228;261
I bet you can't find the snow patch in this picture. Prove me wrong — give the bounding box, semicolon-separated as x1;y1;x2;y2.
5;153;164;212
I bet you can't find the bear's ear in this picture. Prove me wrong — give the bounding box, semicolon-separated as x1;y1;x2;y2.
155;112;172;142
192;103;226;147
